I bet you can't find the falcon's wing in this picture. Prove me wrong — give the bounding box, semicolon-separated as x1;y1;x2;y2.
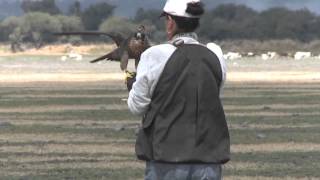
53;31;125;47
104;32;126;47
90;48;122;63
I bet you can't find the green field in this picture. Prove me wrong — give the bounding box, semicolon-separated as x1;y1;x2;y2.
0;80;319;180
0;55;319;179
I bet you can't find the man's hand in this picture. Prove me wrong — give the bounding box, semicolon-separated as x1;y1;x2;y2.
125;70;136;91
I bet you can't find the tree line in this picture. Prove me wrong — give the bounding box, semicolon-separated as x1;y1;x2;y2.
0;0;320;52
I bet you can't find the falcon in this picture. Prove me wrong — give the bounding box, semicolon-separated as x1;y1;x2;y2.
54;25;151;71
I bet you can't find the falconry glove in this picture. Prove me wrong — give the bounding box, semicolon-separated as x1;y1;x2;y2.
125;70;136;91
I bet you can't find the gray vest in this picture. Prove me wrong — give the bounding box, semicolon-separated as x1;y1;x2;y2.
135;44;230;164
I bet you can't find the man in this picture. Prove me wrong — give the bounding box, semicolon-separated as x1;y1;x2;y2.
127;0;230;179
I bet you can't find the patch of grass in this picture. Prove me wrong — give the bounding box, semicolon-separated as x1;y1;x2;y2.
232;151;320;164
0;140;136;147
3;167;144;180
0;97;126;107
224;163;320;178
225;107;320;114
224;85;320;91
0;124;137;138
227;115;320;125
0;152;134;160
0;109;139;121
222;95;320;105
2;124;320;145
230;127;320;144
0;81;319;179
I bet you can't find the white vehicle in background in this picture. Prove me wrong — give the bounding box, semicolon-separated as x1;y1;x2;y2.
223;52;242;60
294;51;312;60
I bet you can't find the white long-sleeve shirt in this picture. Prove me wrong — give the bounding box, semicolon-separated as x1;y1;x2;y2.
128;34;227;116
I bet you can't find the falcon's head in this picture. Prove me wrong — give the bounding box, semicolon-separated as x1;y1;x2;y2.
134;25;146;41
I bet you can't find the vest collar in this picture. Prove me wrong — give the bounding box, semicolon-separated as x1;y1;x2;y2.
170;32;199;44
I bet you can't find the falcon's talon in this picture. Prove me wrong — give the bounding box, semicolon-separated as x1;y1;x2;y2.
124;70;137;91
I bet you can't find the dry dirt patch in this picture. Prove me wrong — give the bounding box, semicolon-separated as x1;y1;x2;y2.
0;72;319;83
228;71;320;82
232;143;320;153
0;44;115;56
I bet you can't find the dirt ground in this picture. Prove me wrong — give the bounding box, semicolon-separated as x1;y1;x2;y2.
0;44;116;56
0;44;319;83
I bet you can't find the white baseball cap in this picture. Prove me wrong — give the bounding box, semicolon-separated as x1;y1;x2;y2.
161;0;202;18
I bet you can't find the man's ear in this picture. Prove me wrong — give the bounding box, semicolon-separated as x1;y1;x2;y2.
166;16;177;39
167;16;175;29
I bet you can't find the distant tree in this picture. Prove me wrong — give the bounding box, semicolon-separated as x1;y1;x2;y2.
99;16;136;36
68;0;81;16
0;16;26;51
257;8;292;40
0;16;23;41
55;15;84;44
21;0;61;15
81;2;115;30
134;8;163;28
278;9;318;41
310;18;320;39
210;4;257;21
9;27;24;52
1;2;319;44
200;4;259;40
256;8;318;41
199;17;231;40
21;12;62;48
55;15;84;32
